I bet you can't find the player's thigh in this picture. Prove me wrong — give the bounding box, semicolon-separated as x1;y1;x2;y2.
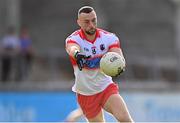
87;109;104;122
103;94;132;121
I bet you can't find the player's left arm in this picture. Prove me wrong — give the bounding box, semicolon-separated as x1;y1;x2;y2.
109;47;126;64
108;33;126;63
109;47;124;58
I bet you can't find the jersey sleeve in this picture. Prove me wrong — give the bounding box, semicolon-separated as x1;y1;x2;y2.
65;37;79;46
65;35;80;66
108;33;121;50
65;30;81;46
65;34;81;53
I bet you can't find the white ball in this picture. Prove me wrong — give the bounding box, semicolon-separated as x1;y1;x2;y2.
100;52;125;77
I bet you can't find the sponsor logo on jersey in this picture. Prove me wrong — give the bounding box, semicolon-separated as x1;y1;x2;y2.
85;57;101;68
91;46;96;54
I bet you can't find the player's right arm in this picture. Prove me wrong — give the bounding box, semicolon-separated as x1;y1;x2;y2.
66;43;80;59
66;42;90;71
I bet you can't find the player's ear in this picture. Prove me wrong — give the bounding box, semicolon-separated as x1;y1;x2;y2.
77;19;81;27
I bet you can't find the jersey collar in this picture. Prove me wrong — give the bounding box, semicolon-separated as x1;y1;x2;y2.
79;28;100;44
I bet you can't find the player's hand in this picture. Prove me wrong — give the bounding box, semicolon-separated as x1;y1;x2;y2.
74;51;91;71
115;67;125;77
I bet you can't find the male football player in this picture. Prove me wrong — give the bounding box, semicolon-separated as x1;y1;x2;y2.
65;6;133;122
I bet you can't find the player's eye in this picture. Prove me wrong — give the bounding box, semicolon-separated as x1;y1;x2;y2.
84;21;89;24
92;19;96;23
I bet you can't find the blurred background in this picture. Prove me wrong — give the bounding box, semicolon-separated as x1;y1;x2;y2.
0;0;180;122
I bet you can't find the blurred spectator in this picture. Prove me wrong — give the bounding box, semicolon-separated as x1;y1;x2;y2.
0;27;20;82
18;26;34;81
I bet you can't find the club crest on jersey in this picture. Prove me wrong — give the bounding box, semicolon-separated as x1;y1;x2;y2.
100;44;105;51
91;46;96;54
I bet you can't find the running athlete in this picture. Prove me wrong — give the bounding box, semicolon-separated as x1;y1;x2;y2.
65;6;133;122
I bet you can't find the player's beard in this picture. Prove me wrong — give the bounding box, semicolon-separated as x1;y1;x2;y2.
85;28;96;35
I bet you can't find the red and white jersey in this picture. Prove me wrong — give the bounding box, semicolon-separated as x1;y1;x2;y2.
65;28;121;95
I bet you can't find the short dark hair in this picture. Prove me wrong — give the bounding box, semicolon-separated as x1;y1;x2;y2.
78;6;94;16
